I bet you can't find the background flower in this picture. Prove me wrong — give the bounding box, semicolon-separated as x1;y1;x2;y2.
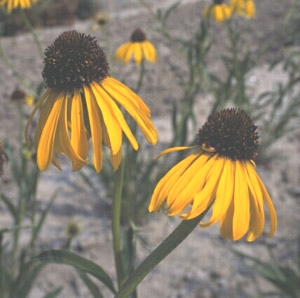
115;28;157;65
0;0;38;13
204;0;232;22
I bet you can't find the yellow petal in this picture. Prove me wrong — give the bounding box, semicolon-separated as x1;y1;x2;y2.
111;149;122;171
155;146;197;159
148;152;199;212
102;77;150;115
54;94;86;171
200;158;234;227
89;83;122;155
133;43;142;65
101;78;158;145
36;93;64;170
182;156;224;219
244;161;265;241
70;89;89;160
92;82;138;150
167;153;212;215
121;43;134;64
84;85;103;172
255;172;277;237
115;43;128;61
144;41;157;62
25;88;51;145
220;199;234;239
232;161;250;241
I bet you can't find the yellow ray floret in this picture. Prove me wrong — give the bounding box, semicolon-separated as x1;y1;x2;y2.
0;0;38;13
115;41;157;65
25;78;158;172
149;146;277;242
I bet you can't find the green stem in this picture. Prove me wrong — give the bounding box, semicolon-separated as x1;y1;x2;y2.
19;10;44;58
134;58;145;94
114;212;207;298
112;160;126;289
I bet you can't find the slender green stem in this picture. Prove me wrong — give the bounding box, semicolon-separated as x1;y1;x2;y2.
114;211;207;298
134;58;145;94
112;159;126;288
19;10;44;58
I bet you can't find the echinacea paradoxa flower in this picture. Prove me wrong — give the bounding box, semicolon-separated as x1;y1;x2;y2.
0;0;38;13
230;0;256;18
25;30;158;172
204;0;232;22
149;108;277;242
115;28;157;65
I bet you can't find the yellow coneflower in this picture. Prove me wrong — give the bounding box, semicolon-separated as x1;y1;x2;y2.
149;108;277;242
230;0;256;18
204;0;232;23
25;30;158;173
0;0;38;13
115;28;157;65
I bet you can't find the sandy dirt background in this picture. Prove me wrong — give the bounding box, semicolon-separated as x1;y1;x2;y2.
0;0;300;297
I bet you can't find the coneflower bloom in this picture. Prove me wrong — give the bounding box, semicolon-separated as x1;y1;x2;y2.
230;0;256;18
25;30;158;172
0;0;38;13
115;28;157;65
204;0;232;22
149;108;277;242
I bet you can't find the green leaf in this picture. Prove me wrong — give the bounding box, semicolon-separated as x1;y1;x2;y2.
1;194;17;220
30;189;60;249
35;250;116;294
77;269;103;298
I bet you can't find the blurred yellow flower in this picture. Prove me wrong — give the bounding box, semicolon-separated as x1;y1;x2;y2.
230;0;256;18
115;28;157;65
204;0;232;22
149;108;277;242
25;30;158;172
0;0;38;13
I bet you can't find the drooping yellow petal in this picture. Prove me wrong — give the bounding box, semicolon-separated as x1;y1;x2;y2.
244;161;265;241
54;94;86;171
92;82;138;150
115;43;128;61
103;77;150;115
101;78;158;145
182;156;224;219
83;85;103;173
232;161;250;240
36;93;64;170
111;149;122;171
143;41;157;62
149;152;199;212
255;172;277;237
25;88;51;145
200;158;234;227
89;83;122;155
166;153;212;215
70;89;89;160
141;42;151;62
133;43;142;65
220;199;234;240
